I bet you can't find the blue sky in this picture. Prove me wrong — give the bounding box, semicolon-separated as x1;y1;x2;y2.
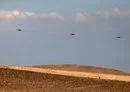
0;0;130;72
1;0;130;14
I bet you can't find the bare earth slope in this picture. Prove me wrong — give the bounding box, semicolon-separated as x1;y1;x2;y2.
32;64;130;75
0;65;130;92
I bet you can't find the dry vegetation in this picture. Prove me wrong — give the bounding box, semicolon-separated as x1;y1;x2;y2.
32;64;130;75
0;65;130;92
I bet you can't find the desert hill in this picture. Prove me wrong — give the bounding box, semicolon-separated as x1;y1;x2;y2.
32;64;130;75
0;64;130;92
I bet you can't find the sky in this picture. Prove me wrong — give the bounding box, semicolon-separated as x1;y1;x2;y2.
0;0;130;72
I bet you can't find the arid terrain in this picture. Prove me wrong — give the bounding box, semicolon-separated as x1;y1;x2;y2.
32;64;130;75
0;64;130;92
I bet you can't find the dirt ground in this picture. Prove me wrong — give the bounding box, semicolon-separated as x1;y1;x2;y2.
0;67;130;92
32;64;130;75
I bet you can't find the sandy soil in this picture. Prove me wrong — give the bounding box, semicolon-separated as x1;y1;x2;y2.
32;64;130;75
1;65;130;82
0;65;130;92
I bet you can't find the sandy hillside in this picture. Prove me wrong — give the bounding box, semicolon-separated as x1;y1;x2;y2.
32;64;130;75
0;65;130;92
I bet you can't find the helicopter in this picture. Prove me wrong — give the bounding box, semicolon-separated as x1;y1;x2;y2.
17;29;22;31
116;36;121;39
70;33;75;36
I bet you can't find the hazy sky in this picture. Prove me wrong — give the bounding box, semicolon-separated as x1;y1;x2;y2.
0;0;130;72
